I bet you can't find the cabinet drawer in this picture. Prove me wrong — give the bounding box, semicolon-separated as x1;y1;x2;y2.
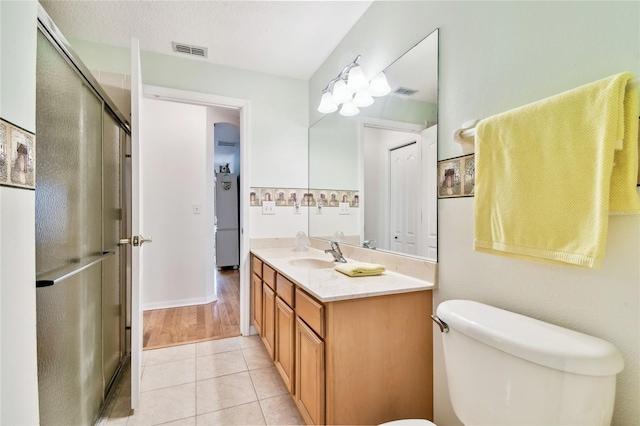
276;274;295;308
295;288;324;338
263;264;277;291
252;255;263;278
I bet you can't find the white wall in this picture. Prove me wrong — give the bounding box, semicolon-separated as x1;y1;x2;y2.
0;1;40;423
70;38;310;245
310;2;640;425
141;98;214;309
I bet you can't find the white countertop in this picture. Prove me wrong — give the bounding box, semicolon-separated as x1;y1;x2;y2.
251;247;434;303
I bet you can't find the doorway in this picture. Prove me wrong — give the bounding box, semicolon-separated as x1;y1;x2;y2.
139;86;250;350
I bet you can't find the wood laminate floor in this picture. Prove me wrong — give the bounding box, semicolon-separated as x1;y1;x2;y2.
143;268;241;350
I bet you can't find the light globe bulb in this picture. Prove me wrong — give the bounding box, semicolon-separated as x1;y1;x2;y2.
339;101;360;117
353;90;374;108
346;65;369;93
317;92;338;113
369;71;391;97
331;79;352;104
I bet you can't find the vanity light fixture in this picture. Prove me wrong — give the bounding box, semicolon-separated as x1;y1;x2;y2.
316;55;391;116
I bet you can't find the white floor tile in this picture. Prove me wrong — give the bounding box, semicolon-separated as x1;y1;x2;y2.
145;344;195;366
249;366;289;400
196;350;248;381
238;334;262;349
241;344;273;370
260;394;305;426
196;337;241;357
196;401;266;425
196;371;258;415
141;358;196;392
126;382;196;426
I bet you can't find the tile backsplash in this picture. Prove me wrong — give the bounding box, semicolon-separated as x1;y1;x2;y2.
250;187;359;208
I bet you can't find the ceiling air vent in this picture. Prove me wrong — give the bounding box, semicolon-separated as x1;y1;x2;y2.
172;42;208;58
394;87;419;96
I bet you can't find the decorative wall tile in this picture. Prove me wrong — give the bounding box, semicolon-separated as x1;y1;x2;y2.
437;154;474;198
0;118;36;190
249;187;359;207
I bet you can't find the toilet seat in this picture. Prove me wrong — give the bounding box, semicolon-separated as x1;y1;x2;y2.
379;420;436;426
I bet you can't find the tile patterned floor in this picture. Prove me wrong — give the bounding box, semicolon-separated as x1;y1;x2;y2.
107;335;306;425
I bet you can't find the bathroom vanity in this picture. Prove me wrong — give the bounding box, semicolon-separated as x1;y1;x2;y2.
250;247;435;425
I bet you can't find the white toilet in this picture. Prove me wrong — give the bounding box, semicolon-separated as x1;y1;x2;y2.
383;299;624;426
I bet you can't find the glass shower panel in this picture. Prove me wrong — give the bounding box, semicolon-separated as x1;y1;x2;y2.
102;110;123;391
35;32;102;275
35;31;105;425
36;265;103;426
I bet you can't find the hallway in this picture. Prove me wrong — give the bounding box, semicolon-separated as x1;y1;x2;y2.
143;269;241;350
106;335;305;425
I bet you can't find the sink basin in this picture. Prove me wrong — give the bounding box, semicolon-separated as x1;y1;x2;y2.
288;258;336;269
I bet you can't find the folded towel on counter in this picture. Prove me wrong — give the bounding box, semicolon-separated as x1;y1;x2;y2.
335;261;386;277
474;72;640;269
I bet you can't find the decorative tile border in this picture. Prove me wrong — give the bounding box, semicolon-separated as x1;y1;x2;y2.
0;118;36;190
437;153;474;198
249;187;359;207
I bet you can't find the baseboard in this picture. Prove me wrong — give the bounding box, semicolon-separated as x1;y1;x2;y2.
143;293;218;311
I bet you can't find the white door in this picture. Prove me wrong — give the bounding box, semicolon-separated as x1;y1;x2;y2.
130;37;144;409
389;141;421;255
422;126;437;261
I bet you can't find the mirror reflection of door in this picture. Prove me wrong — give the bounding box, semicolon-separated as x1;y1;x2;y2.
390;141;421;255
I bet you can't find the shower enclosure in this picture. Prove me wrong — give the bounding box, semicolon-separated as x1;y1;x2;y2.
34;12;131;425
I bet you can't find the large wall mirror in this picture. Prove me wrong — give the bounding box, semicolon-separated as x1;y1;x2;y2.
308;29;438;262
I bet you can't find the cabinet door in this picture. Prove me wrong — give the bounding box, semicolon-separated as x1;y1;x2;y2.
251;274;263;335
275;297;295;394
262;285;276;360
295;317;325;425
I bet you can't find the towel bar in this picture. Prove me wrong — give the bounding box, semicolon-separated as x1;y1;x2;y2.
455;75;639;141
36;251;116;288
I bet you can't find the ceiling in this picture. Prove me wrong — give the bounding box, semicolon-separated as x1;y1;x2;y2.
39;0;374;80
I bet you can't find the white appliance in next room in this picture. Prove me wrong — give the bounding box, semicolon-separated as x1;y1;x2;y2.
215;172;239;268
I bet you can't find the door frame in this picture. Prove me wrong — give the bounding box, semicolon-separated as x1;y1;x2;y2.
142;85;252;337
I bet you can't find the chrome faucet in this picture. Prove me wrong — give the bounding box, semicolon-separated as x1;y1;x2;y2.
325;241;347;263
362;240;376;250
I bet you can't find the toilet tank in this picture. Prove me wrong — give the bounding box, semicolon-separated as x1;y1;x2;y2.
436;300;624;426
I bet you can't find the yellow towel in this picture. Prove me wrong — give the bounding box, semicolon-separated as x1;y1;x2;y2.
335;261;386;277
474;72;640;269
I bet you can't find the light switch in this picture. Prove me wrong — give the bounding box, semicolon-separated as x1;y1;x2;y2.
193;203;201;214
262;201;275;215
316;203;323;214
339;202;350;215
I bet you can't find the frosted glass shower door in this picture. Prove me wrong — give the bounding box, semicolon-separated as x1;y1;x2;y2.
35;29;125;425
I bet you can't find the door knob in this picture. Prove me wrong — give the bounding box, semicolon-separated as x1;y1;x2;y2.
119;235;153;247
134;235;153;246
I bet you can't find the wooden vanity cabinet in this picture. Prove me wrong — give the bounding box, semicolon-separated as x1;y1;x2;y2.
251;257;263;335
262;285;276;359
250;254;433;426
275;274;296;394
296;315;325;426
261;263;277;359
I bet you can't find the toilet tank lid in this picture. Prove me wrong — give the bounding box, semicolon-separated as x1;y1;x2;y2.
436;300;624;376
